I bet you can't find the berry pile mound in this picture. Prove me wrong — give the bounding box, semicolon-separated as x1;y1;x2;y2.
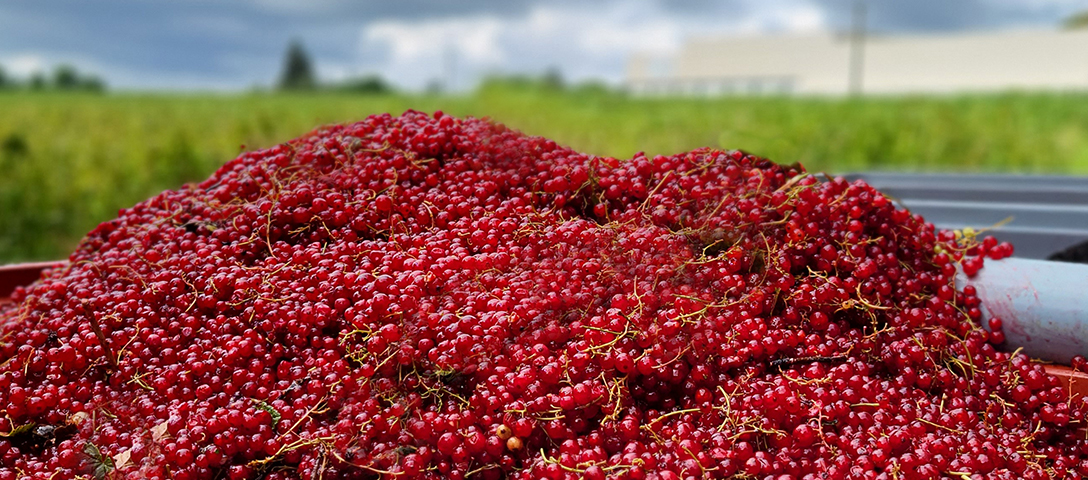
0;111;1081;480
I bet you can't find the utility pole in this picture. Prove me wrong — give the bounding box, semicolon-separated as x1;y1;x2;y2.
848;0;866;95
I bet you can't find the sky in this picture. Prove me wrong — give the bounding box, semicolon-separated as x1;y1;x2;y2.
0;0;1084;91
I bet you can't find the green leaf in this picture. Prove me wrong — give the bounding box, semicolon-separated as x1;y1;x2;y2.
253;399;282;429
0;422;36;438
83;442;114;480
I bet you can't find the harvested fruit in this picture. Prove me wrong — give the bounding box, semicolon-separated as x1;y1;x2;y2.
0;111;1076;480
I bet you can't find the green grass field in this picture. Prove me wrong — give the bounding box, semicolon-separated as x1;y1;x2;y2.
2;88;1088;263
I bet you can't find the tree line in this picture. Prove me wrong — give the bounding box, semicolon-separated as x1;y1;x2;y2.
0;64;105;92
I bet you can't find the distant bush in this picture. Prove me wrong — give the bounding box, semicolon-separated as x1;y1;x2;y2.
328;75;394;94
52;65;106;92
29;73;47;90
477;72;619;98
1064;10;1088;29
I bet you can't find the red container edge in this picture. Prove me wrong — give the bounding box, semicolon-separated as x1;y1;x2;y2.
0;261;67;302
1;261;1087;399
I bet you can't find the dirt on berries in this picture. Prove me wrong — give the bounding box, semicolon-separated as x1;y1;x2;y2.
0;111;1080;479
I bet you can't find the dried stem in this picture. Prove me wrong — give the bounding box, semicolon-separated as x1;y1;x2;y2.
81;301;117;370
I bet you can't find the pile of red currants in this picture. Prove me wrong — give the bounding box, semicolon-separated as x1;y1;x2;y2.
1;111;1079;480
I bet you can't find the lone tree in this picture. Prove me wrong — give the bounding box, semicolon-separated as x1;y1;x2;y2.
278;40;317;90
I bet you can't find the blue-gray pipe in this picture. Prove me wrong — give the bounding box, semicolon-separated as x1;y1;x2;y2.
957;257;1088;363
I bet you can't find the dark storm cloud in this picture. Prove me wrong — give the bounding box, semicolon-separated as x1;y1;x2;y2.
0;0;1081;89
0;0;621;87
0;1;367;87
812;0;1083;33
646;0;1081;32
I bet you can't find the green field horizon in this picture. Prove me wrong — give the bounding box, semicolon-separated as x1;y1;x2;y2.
2;88;1087;263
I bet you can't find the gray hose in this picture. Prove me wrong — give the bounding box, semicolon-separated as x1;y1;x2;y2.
957;257;1088;363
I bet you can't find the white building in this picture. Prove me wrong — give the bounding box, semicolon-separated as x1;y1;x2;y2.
627;29;1088;96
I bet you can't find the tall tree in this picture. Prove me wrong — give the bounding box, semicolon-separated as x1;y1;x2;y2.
278;40;317;90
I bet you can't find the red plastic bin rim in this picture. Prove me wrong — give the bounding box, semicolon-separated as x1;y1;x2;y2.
0;261;67;300
1;261;1087;399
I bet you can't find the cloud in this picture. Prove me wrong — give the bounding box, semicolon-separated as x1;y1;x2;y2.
0;50;245;90
0;51;118;83
356;0;829;90
2;54;48;78
245;0;582;22
811;0;1085;33
366;17;505;64
0;0;1081;90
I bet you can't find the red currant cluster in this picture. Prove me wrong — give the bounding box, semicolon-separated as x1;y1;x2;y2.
0;111;1079;480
